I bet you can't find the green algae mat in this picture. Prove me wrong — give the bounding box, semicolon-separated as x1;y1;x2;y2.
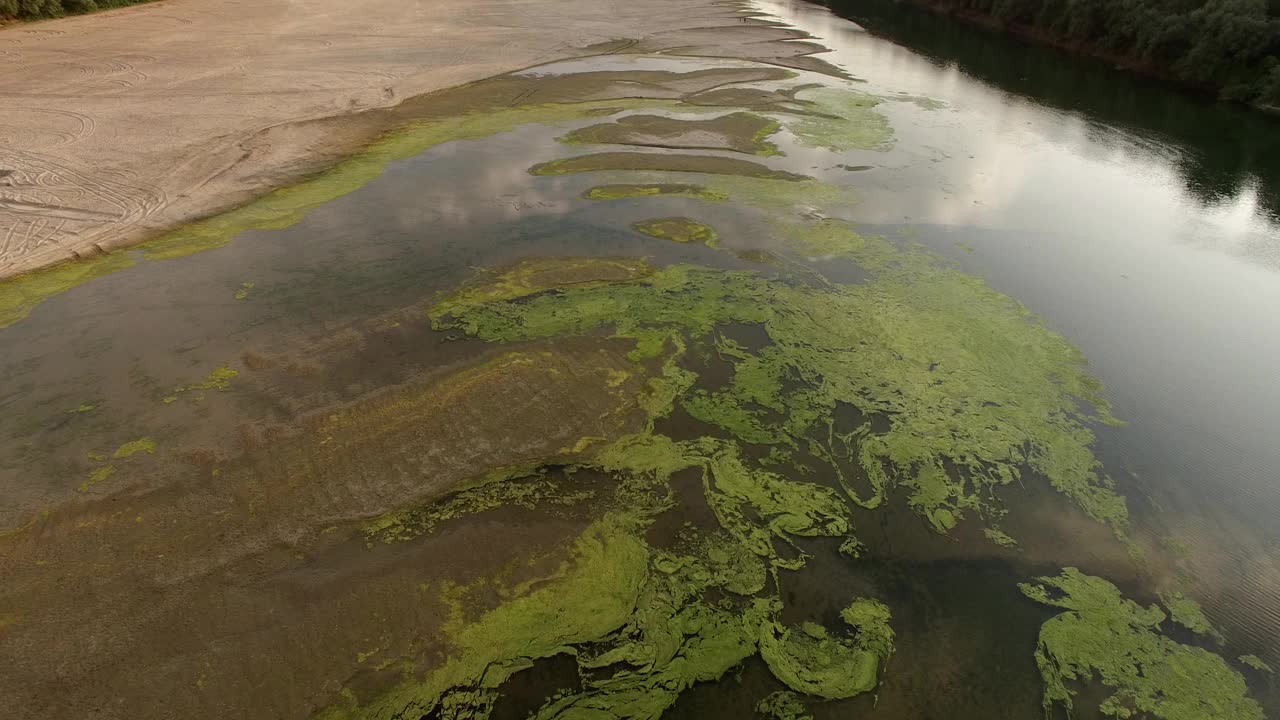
0;55;1272;720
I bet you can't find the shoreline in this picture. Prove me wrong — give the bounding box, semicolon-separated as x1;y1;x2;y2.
0;0;825;283
875;0;1280;117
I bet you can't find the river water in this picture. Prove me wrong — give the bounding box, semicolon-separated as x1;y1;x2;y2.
1;1;1278;718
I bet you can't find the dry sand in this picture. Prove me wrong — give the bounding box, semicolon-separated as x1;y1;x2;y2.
0;0;831;280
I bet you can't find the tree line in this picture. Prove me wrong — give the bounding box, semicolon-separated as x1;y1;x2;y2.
901;0;1280;107
1;0;151;21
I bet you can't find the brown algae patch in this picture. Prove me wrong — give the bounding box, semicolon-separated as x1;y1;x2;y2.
162;365;239;404
78;465;116;493
529;152;809;181
78;437;156;492
560;112;783;155
631;217;720;247
583;183;729;202
113;437;157;460
1022;569;1264;719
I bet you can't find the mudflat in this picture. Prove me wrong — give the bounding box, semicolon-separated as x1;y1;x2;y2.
0;0;818;280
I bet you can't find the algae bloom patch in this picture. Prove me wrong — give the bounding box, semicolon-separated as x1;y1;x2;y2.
433;241;1132;547
583;183;729;202
560;111;783;156
529;151;809;181
631;217;720;246
1021;569;1263;720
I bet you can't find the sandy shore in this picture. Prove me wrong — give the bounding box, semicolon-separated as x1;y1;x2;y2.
0;0;826;280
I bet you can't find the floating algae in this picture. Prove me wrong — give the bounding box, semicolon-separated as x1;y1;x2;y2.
78;437;157;492
0;250;134;330
757;691;814;720
983;527;1019;548
1021;568;1264;720
759;599;893;700
323;405;891;720
78;465;116;493
529;152;809;181
429;256;653;326
363;465;593;545
161;365;239;404
325;497;890;719
632;217;720;247
317;514;652;720
583;183;729;202
113;437;157;460
141;99;684;262
598;172;857;215
840;598;895;658
1159;590;1225;642
1240;655;1274;673
0;65;811;328
234;281;255;301
527;530;778;720
782;87;894;152
431;233;1132;546
560;112;783;156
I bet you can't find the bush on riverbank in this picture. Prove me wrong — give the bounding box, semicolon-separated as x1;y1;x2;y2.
905;0;1280;107
1;0;152;21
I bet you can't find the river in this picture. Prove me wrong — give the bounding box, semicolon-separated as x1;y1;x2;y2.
0;1;1277;718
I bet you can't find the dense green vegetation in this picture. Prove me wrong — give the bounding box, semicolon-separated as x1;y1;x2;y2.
896;0;1280;106
0;0;150;21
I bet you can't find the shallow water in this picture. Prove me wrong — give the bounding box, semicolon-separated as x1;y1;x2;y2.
1;2;1278;719
774;0;1280;648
